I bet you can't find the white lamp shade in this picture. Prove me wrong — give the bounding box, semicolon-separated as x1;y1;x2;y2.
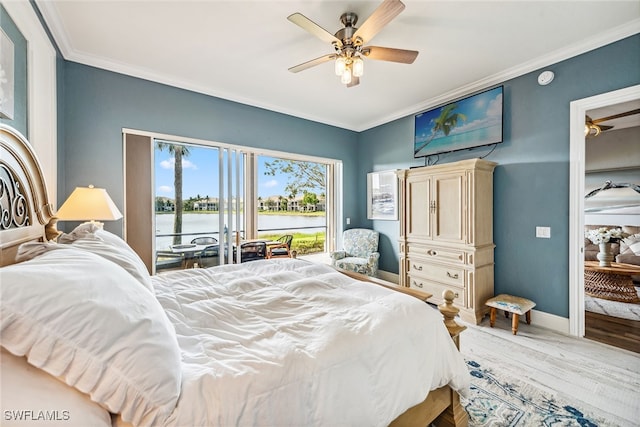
56;186;123;221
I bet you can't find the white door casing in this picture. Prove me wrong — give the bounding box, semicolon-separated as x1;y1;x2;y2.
568;84;640;337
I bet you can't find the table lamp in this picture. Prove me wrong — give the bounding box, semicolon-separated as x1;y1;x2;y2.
56;185;123;228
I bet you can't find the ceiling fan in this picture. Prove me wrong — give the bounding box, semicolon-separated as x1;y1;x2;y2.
287;0;418;87
585;108;640;137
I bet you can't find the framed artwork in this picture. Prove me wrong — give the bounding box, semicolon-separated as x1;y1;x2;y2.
367;170;398;220
0;28;15;120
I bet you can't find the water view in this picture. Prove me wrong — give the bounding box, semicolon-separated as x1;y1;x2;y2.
155;213;326;250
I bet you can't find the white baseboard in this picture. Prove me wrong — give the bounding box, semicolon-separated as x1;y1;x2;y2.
530;309;570;335
377;269;399;284
378;269;570;335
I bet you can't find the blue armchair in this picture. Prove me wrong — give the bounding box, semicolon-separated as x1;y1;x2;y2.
330;228;380;277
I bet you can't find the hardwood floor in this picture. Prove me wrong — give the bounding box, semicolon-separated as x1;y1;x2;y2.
459;314;640;426
585;310;640;353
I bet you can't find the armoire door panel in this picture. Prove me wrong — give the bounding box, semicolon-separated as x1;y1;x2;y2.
407;177;431;240
433;172;465;243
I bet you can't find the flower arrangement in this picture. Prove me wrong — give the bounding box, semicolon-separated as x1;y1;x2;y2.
585;227;630;244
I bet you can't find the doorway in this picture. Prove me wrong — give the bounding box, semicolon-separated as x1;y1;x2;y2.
568;84;640;339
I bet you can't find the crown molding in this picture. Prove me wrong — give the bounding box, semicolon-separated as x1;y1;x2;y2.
35;1;640;133
356;19;640;132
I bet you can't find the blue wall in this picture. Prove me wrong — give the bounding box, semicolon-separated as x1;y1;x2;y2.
357;34;640;317
57;34;638;318
61;63;359;236
0;4;28;136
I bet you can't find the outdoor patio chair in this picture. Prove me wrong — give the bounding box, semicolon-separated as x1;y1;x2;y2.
234;241;267;263
198;244;222;268
268;234;293;258
191;236;218;245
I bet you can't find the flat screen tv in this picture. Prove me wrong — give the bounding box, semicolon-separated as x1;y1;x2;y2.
414;86;503;158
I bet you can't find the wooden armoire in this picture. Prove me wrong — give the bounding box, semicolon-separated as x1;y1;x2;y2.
397;158;496;324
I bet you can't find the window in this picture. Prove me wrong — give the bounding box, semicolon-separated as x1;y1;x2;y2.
256;155;329;256
123;129;341;273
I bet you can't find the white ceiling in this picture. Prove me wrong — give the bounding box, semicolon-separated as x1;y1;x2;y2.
588;99;640;132
36;0;640;132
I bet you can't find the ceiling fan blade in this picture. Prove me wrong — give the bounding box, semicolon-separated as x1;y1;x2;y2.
592;108;640;124
347;76;360;88
353;0;405;44
288;13;343;48
598;124;614;131
362;46;418;63
288;54;336;73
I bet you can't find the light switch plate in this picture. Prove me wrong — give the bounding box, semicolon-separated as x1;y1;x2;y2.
536;226;551;238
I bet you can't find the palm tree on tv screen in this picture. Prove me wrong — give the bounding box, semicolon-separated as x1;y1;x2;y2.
415;104;467;153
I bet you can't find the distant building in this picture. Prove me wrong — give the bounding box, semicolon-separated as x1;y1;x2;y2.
193;197;219;211
259;194;325;212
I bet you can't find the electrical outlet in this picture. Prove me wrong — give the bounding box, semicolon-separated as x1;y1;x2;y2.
536;226;551;238
346;217;351;225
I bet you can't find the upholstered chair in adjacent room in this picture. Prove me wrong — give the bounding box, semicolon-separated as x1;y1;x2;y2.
330;228;380;277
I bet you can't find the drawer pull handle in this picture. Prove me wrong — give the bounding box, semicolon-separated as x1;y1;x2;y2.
413;264;423;271
427;250;437;256
447;272;459;279
412;280;423;288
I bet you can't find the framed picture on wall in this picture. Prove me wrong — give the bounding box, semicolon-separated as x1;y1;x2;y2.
0;28;15;120
367;170;398;220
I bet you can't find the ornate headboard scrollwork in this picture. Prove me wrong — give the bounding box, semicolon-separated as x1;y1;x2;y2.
0;125;58;266
1;163;31;230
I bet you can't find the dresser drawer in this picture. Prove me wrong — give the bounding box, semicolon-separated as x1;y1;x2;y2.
408;258;465;287
408;244;466;265
407;276;466;306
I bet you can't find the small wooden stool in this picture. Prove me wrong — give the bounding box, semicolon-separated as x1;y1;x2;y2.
485;294;536;335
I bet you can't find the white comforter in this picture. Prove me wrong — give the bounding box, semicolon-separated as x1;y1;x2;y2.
151;259;469;427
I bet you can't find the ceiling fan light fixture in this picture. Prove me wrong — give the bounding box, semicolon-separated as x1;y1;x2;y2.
335;57;346;76
287;0;417;87
352;56;364;77
341;67;352;84
585;123;601;137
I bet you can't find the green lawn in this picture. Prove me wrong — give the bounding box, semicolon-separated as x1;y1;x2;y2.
258;231;326;255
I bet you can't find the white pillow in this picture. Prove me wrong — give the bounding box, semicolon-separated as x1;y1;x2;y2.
620;233;640;256
1;347;112;427
0;248;181;426
55;223;153;292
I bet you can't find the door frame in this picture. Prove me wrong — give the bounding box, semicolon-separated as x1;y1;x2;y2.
568;84;640;337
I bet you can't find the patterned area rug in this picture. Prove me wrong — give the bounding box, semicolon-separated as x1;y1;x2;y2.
461;358;618;426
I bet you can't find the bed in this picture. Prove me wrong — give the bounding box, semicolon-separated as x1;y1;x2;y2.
0;124;469;427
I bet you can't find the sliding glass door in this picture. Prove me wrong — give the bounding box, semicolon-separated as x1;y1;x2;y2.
154;140;245;271
123;129;341;274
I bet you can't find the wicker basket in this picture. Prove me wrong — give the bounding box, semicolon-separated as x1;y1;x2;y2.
584;270;640;303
